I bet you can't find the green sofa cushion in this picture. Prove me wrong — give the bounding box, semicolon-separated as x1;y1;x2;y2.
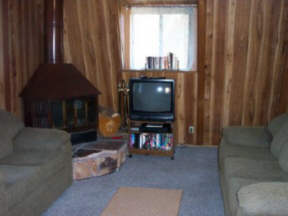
0;110;24;159
0;150;66;172
238;182;288;216
14;128;70;152
279;141;288;172
271;122;288;158
227;177;260;216
0;165;41;208
0;150;67;209
223;127;272;148
219;140;276;170
268;113;288;136
224;157;287;181
0;171;7;215
220;140;275;161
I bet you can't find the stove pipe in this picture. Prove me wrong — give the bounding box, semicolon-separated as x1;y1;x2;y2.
45;0;64;64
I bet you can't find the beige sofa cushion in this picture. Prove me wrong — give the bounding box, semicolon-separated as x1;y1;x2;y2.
268;113;288;136
238;182;288;216
0;110;24;159
271;122;288;158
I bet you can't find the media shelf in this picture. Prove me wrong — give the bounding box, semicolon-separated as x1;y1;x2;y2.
128;121;175;159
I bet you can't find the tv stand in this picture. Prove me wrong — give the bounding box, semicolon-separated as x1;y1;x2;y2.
128;120;175;160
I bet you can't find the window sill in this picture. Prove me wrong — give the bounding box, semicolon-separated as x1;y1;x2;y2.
121;69;197;74
122;1;198;7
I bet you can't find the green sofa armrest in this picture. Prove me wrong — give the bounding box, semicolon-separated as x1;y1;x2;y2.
237;182;288;216
223;126;272;148
13;127;71;152
0;172;8;215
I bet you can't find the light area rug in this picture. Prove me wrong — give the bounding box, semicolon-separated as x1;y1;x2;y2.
101;187;183;216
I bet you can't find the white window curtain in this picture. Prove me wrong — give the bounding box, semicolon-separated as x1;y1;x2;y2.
130;6;197;71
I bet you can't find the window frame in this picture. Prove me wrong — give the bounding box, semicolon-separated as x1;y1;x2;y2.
120;1;201;73
129;6;197;71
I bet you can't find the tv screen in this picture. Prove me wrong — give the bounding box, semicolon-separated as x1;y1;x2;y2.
129;78;175;121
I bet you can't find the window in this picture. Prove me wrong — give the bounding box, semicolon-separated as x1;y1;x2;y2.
127;6;197;71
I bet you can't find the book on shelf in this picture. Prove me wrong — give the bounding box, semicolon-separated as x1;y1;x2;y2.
129;133;173;151
145;53;179;71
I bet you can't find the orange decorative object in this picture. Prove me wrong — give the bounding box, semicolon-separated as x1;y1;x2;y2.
99;106;121;137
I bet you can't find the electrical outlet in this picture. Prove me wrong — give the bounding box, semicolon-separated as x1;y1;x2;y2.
189;126;195;134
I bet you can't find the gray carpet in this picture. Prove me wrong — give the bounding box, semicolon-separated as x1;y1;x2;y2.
43;147;224;216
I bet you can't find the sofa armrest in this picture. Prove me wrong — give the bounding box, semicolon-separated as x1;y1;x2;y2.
223;126;272;148
0;172;4;193
13;127;71;152
0;172;7;215
237;182;288;216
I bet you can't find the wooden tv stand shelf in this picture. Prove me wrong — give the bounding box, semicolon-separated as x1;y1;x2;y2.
128;120;175;160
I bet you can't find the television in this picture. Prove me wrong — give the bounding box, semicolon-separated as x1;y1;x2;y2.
129;78;175;122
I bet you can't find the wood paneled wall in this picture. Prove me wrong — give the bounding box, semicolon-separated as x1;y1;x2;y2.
0;0;45;116
0;1;5;109
279;1;288;114
63;0;122;111
1;0;287;146
203;0;288;145
0;0;122;116
121;0;288;145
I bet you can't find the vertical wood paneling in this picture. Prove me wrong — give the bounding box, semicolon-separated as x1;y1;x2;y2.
204;0;288;145
268;0;286;119
176;73;186;143
63;0;122;111
228;0;251;125
184;73;197;144
0;0;45;116
1;0;287;147
262;0;282;122
222;0;236;126
279;0;288;113
0;1;5;109
121;0;288;145
241;0;261;126
195;0;206;145
253;0;272;125
208;0;227;145
203;0;214;145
